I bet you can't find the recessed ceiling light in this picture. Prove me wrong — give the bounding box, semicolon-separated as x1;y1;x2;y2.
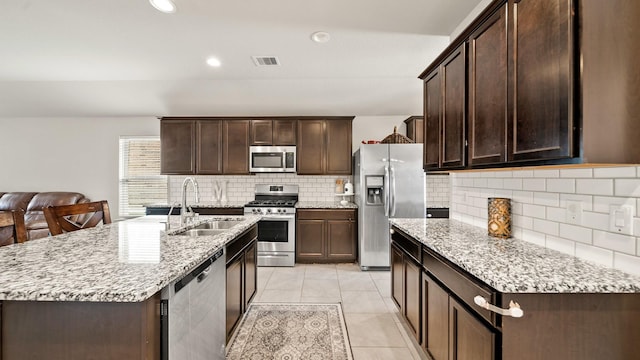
311;31;331;43
149;0;176;13
206;57;221;67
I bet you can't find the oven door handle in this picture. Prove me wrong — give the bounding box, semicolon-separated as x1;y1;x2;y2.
259;216;295;221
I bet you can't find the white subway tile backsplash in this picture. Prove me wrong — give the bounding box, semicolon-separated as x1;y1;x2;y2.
450;166;640;276
534;169;560;178
560;168;593;178
559;224;593;244
613;252;640;276
593;166;637;178
523;204;546;219
576;179;614;196
546;236;576;256
614;179;640;197
575;244;614;267
593;231;636;255
523;178;546;191
534;192;560;207
533;218;559;236
546;179;575;193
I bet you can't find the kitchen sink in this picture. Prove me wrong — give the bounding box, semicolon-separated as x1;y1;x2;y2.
193;220;243;230
179;228;228;237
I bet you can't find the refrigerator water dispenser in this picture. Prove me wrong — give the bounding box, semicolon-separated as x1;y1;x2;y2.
365;175;384;205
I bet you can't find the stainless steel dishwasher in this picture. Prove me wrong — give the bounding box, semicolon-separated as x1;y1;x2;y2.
161;248;226;360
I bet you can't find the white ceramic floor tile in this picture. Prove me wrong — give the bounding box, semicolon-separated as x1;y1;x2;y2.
352;347;416;360
304;264;339;280
373;278;391;297
255;289;302;303
341;290;389;314
368;270;391;280
302;278;341;298
338;272;378;291
344;313;407;347
264;271;305;290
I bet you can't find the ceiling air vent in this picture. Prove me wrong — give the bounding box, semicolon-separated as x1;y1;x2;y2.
251;56;280;66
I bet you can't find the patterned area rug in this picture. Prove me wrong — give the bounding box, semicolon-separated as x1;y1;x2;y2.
226;303;353;360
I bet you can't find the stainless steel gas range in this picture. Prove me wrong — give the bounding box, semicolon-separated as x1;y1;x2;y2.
243;184;298;267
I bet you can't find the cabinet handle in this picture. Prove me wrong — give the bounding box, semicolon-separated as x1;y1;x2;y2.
389;229;395;234
473;295;524;318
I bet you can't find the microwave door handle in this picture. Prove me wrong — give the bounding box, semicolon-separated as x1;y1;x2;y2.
282;152;287;169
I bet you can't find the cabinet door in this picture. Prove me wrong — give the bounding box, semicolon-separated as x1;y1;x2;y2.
468;5;508;166
197;120;223;174
297;120;326;174
425;275;449;360
508;0;574;162
273;119;297;145
326;119;352;175
391;243;404;310
405;116;424;144
161;120;195;174
244;241;257;309
326;218;356;262
296;219;326;261
441;44;466;169
405;258;421;342
250;120;273;145
423;70;441;170
449;298;494;360
226;255;243;341
223;120;250;175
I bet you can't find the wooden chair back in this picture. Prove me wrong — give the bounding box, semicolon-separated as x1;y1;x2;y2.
0;209;28;244
43;200;112;236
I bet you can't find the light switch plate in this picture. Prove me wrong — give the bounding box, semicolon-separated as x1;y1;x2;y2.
609;205;634;235
565;200;583;225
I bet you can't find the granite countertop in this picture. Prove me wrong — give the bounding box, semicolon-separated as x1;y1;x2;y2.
146;203;246;208
390;218;640;294
0;215;261;302
296;201;358;209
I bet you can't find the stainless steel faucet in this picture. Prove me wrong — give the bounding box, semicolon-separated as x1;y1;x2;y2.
180;177;200;226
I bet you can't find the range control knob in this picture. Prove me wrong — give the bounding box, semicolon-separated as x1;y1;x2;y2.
266;208;272;214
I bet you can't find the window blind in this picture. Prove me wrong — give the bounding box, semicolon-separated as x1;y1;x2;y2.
119;137;168;217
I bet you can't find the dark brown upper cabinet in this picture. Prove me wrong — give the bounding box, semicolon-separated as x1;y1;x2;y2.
250;119;297;146
507;0;574;163
421;44;466;171
468;3;508;166
160;118;249;175
222;120;250;175
161;119;195;174
404;116;424;144
297;117;353;175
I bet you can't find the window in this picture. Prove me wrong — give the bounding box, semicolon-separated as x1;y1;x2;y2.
119;136;168;217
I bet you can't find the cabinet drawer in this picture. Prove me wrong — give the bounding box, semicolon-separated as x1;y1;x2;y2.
391;227;421;263
422;248;496;325
297;209;356;220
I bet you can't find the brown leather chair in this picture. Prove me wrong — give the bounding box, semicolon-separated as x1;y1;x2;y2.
44;201;112;236
0;209;28;245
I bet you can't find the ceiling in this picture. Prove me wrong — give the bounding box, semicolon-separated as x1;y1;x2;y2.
0;0;483;118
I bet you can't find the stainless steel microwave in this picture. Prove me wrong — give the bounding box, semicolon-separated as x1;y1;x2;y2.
249;146;296;173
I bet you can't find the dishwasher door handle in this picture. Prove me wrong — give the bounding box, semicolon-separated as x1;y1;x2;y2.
196;266;212;282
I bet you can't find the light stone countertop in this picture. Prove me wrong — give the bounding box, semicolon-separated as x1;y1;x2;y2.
390;218;640;293
296;201;358;209
146;203;246;208
0;215;260;302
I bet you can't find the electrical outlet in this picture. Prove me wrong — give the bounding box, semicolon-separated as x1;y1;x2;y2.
609;205;634;235
565;200;583;225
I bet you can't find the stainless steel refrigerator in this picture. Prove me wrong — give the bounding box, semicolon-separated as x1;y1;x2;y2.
354;144;425;270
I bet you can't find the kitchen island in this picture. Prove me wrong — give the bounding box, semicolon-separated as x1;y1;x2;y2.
0;215;260;359
390;218;640;360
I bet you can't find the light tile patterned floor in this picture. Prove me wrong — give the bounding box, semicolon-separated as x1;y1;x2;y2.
254;263;428;360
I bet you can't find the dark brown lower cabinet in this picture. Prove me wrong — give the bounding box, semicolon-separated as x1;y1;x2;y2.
1;294;161;360
225;226;258;341
449;297;494;360
390;241;421;342
423;273;449;360
296;209;357;263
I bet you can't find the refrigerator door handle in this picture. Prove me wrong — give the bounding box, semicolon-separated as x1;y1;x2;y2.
384;165;390;216
390;164;397;216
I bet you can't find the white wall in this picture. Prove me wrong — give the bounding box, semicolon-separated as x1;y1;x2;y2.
450;166;640;276
0;117;159;218
450;0;494;41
